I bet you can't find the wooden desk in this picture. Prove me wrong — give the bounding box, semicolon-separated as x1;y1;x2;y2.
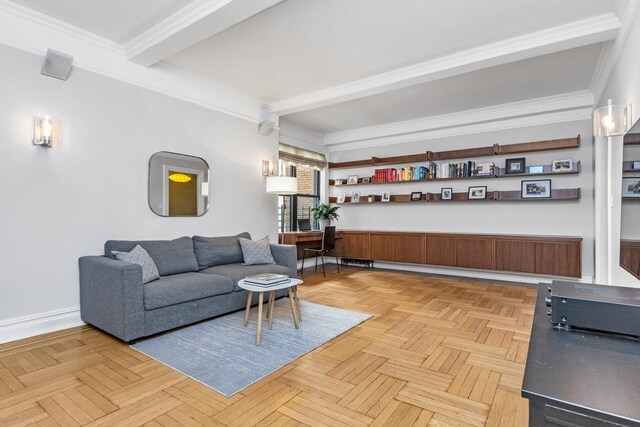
522;284;640;426
279;231;343;260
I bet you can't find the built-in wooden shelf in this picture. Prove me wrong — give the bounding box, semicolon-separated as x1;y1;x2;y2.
622;197;640;201
330;161;581;186
330;188;581;204
624;133;640;145
623;160;640;172
328;135;580;169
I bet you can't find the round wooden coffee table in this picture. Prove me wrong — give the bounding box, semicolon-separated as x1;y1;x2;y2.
238;278;303;346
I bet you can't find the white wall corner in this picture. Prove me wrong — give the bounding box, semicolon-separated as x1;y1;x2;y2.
279;118;327;153
0;307;84;344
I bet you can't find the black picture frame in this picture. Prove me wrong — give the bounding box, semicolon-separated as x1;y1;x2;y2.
505;158;526;174
410;191;422;201
468;186;487;200
521;179;552;198
441;188;453;200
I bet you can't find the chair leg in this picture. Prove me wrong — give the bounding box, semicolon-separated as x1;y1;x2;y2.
301;250;306;275
336;256;340;273
315;254;318;271
322;254;325;277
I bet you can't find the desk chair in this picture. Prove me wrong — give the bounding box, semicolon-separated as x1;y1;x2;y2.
301;226;340;277
297;218;312;231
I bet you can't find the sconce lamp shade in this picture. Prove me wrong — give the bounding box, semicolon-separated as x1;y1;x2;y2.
266;176;297;195
593;99;630;138
32;116;54;147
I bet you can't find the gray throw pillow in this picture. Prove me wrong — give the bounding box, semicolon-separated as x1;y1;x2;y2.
112;245;160;284
239;236;275;265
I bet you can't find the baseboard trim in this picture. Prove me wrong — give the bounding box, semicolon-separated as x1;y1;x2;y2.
0;307;84;345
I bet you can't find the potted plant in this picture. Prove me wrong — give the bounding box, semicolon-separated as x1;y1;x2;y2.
311;202;340;229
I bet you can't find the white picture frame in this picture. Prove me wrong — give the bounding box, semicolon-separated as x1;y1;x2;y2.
337;192;346;203
381;191;391;202
347;175;359;185
351;191;361;203
622;177;640;198
441;188;452;200
334;178;343;185
552;159;573;172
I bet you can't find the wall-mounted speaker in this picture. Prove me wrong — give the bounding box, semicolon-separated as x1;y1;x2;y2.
257;120;275;136
41;49;73;81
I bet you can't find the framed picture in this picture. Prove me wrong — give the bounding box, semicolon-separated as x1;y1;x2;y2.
441;188;452;200
505;158;525;174
633;161;640;170
622;177;640;197
337;192;346;203
362;177;371;184
529;165;544;174
552;159;573;172
381;191;391;202
334;178;343;185
521;179;551;199
347;175;359;185
351;191;361;203
410;191;422;201
468;186;487;200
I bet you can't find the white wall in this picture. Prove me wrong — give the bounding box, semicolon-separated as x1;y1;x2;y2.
0;44;279;334
599;8;640;287
329;119;595;280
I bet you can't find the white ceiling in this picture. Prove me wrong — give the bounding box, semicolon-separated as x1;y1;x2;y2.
282;44;603;133
12;0;191;43
165;0;615;102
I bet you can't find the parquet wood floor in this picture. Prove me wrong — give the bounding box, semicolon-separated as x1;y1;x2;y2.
0;268;537;426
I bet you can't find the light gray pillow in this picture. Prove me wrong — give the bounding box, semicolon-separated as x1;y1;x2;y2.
112;244;160;284
239;236;275;265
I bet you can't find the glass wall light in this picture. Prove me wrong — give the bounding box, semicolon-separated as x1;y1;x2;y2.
32;116;54;147
593;99;631;137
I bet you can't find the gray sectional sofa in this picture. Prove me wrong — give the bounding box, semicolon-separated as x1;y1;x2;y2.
79;233;297;343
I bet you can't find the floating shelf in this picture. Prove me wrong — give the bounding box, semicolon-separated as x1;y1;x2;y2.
624;134;640;145
328;135;580;169
623;161;640;173
330;161;581;186
329;188;581;204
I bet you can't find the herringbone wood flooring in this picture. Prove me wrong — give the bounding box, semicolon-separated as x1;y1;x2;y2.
0;268;537;426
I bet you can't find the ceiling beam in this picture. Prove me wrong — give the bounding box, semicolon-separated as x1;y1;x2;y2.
125;0;283;67
271;13;621;116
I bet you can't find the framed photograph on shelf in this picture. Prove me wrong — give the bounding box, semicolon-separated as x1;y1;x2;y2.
334;178;343;185
351;191;361;203
337;192;346;203
552;159;573;172
633;161;640;170
410;191;422;201
347;175;359;185
468;186;487;200
505;158;525;174
381;191;391;202
441;188;452;200
622;177;640;198
529;166;544;174
362;177;371;184
521;179;551;199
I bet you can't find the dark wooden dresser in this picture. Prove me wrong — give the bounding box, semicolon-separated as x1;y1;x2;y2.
522;284;640;426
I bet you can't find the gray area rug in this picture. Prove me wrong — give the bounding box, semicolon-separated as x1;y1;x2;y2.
131;299;371;397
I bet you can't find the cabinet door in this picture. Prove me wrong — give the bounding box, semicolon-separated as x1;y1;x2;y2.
425;236;457;266
337;232;370;259
535;242;581;277
620;241;640;277
456;238;494;270
370;233;425;264
495;239;536;273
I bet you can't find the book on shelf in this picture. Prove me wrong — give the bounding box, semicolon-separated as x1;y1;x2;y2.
244;273;290;286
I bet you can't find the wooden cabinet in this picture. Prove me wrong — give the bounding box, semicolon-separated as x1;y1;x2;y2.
370;232;425;264
336;232;370;260
535;242;581;278
456;237;494;270
496;239;537;273
425;236;457;266
620;240;640;278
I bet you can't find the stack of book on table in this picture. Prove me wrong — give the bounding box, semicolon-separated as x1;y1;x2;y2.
244;273;290;287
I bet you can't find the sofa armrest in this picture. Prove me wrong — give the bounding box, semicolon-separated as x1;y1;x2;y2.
270;244;297;278
79;256;145;342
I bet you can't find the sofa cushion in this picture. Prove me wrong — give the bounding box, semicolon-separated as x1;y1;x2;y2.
239;236;275;265
111;245;160;284
201;263;291;291
143;272;234;310
193;232;251;269
105;237;198;276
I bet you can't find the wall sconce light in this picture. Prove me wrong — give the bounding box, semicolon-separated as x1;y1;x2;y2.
593;99;631;137
32;116;54;147
262;159;275;176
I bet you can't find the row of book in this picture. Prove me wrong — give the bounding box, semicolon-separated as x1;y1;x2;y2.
372;161;495;182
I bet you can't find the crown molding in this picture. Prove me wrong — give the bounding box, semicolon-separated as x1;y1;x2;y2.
590;0;640;106
125;0;283;66
324;91;593;149
271;14;619;116
0;0;268;123
325;106;593;152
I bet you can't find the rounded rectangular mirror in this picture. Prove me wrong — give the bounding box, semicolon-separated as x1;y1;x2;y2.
149;151;210;217
620;118;640;279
